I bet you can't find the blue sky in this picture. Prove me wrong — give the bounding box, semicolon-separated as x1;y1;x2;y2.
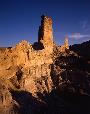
0;0;90;47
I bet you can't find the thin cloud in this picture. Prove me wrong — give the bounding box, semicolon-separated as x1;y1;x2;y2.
80;20;90;32
82;20;87;29
69;33;90;39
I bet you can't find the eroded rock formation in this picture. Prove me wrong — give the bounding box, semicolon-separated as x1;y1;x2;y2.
60;35;69;52
0;15;55;95
0;79;19;114
38;15;53;52
1;15;89;114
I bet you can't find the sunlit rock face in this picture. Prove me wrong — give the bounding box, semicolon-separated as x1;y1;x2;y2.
0;41;53;95
0;79;19;114
0;15;55;96
60;35;69;52
38;15;53;53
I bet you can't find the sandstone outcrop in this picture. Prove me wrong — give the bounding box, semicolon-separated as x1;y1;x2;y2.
0;79;19;114
0;15;55;96
0;15;70;96
60;35;69;52
38;15;53;53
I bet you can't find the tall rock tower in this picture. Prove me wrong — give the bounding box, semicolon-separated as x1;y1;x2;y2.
64;35;69;49
38;15;53;52
60;35;69;52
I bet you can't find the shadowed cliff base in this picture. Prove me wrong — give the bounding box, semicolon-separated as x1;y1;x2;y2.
10;89;90;114
10;90;46;114
32;42;44;50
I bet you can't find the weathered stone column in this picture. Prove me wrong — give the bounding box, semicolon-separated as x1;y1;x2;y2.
38;15;53;53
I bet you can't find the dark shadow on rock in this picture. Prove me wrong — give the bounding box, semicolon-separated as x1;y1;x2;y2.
43;88;90;114
10;84;90;114
32;42;44;50
49;53;90;114
70;41;90;72
10;90;46;114
70;40;90;61
51;54;90;94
